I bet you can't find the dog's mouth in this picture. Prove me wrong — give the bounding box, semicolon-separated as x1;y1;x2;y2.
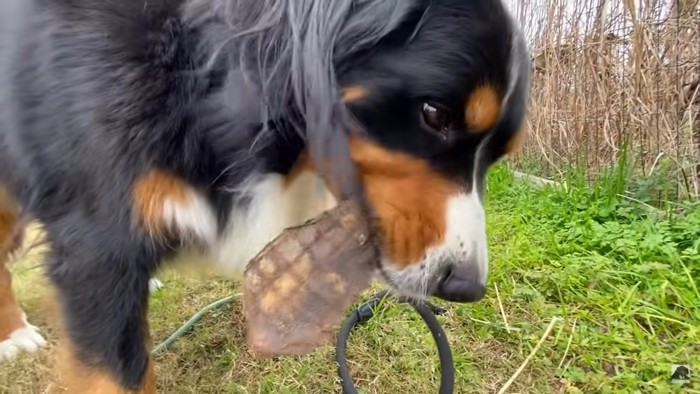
371;262;437;302
373;259;487;304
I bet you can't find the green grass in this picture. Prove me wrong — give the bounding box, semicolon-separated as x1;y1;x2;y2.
1;161;698;393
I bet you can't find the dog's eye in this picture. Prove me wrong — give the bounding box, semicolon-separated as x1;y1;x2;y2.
421;103;451;137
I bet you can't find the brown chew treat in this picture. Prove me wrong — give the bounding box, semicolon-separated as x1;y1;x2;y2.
243;198;378;357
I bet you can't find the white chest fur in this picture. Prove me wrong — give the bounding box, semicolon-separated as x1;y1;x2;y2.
209;171;337;277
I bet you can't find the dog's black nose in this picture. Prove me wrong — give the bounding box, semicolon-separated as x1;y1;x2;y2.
433;264;486;303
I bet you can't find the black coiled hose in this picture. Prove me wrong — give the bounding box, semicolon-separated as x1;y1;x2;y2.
335;290;455;394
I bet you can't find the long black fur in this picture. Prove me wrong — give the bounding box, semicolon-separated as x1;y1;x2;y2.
0;0;530;390
184;0;423;198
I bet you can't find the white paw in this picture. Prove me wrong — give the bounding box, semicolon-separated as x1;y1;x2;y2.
0;318;47;362
149;278;164;294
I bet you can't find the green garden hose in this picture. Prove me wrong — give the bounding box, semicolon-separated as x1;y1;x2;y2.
152;294;239;355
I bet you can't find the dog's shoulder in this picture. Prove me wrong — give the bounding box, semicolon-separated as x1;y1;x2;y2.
0;0;249;217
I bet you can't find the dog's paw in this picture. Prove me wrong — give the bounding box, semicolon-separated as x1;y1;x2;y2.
149;277;164;294
0;320;47;362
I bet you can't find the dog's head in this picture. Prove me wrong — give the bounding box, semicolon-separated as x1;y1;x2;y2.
325;1;531;303
193;0;530;303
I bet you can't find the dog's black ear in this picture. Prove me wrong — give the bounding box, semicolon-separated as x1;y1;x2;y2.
296;0;425;200
189;0;424;199
374;1;433;48
333;1;430;73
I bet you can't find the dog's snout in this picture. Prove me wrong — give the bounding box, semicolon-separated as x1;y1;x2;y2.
433;262;486;303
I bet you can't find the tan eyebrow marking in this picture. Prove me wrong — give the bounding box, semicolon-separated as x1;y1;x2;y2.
341;86;367;103
464;84;502;134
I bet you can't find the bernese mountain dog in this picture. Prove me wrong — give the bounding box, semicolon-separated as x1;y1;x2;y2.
0;0;531;392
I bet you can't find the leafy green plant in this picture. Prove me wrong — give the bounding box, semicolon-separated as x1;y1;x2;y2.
480;161;699;392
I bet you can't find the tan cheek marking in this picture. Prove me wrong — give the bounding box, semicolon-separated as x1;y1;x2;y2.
341;86;367;103
465;85;502;134
349;137;458;268
131;169;192;237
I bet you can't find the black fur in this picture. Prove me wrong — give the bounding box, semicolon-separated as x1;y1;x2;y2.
0;0;530;390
